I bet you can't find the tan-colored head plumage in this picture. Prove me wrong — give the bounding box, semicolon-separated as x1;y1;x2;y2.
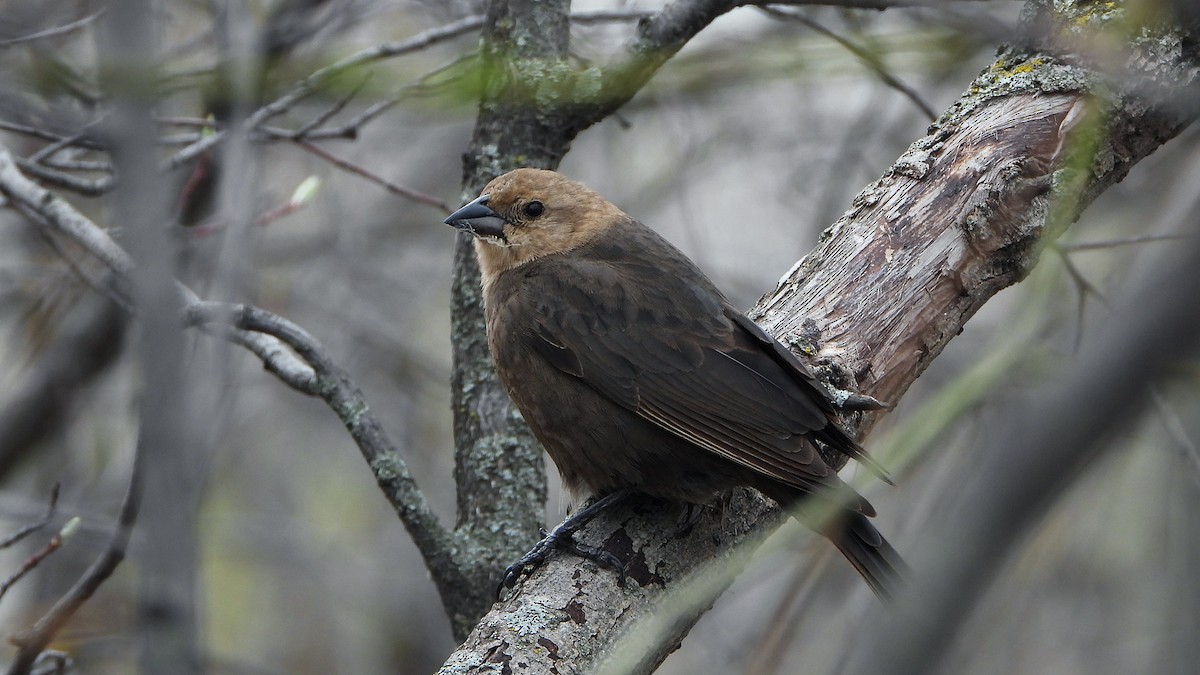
464;169;625;281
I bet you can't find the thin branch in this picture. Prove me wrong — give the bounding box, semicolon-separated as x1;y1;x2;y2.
12;158;115;197
1052;244;1108;352
38;159;113;173
0;150;132;275
759;6;938;121
271;52;477;141
1059;232;1190;251
6;440;142;675
0;12;104;49
190;321;317;393
165;13;489;168
291;73;373;139
292;140;449;210
155;116;218;129
0;121;105;151
0;517;79;603
165;9;666;167
0;485;59;550
1152;389;1200;484
26;122;101;164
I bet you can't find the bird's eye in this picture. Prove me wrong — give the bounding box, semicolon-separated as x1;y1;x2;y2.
523;201;544;218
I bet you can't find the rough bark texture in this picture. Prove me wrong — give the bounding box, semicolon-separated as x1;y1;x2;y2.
446;0;574;638
437;3;1200;668
754;92;1078;427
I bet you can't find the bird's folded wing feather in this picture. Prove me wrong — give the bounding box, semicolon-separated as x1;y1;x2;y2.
521;255;851;498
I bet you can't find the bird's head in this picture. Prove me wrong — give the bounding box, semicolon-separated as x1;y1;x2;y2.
444;168;624;277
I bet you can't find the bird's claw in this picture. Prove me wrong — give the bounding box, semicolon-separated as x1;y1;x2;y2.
671;502;706;538
497;534;558;597
496;490;634;599
496;530;627;598
560;536;626;587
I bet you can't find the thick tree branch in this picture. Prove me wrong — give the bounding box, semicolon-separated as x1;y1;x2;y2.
841;189;1200;675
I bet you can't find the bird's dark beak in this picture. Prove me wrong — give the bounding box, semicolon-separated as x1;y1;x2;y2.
444;195;507;239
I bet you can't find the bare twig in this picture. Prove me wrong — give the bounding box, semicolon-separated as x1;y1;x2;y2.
0;12;104;49
1152;389;1200;484
1059;232;1190;251
13;158;115;197
6;443;141;675
0;517;80;603
1052;244;1108;352
0;485;60;550
26;122;101;164
291;73;373;139
760;6;938;120
293;140;449;210
165;13;489;168
0;121;105;151
0;150;132;275
39;158;113;173
271;52;476;141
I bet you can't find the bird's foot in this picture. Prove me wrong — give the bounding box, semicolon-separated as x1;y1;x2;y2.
498;530;566;594
560;536;625;586
496;490;632;597
671;502;706;538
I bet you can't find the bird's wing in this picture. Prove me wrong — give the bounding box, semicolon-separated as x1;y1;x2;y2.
520;254;863;499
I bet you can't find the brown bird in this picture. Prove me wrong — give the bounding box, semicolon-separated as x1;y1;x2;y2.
445;168;904;598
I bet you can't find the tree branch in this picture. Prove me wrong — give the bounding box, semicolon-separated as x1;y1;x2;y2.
6;435;141;675
438;1;1199;671
840;187;1200;675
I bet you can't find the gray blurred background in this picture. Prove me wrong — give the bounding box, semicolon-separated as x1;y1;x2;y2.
0;0;1196;673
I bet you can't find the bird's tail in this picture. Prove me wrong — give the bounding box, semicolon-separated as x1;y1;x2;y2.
824;510;907;601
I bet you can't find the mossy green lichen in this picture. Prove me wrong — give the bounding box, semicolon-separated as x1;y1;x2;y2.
1053;0;1122;30
937;49;1094;132
370;454;401;482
